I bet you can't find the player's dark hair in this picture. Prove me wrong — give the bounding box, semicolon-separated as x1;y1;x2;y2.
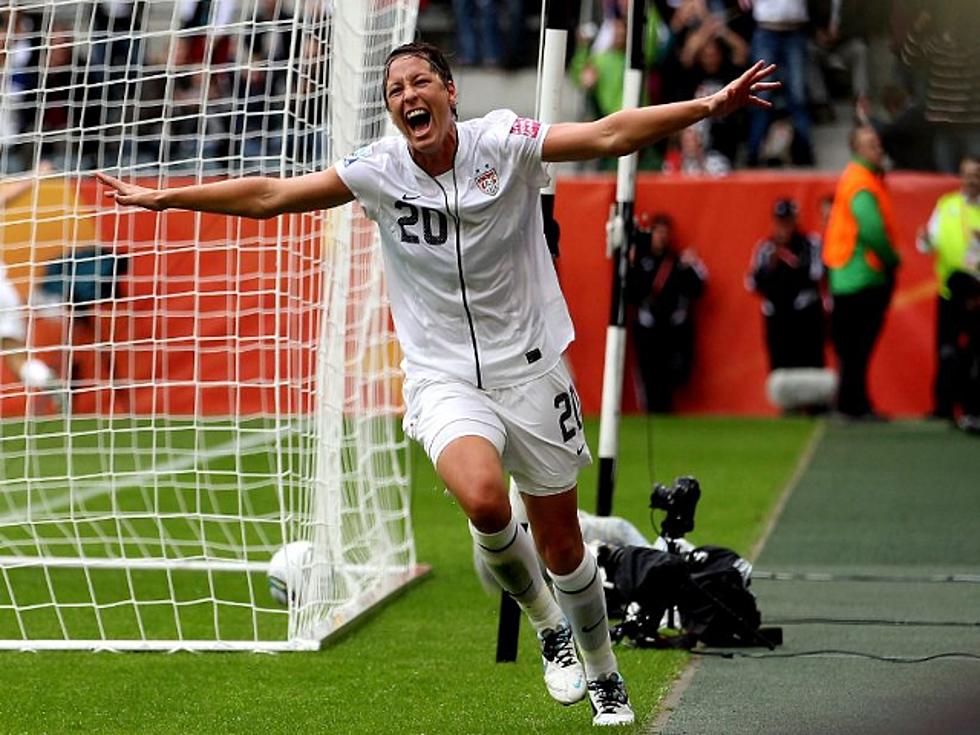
383;42;457;118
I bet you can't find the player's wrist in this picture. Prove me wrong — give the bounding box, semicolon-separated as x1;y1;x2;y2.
152;188;171;211
703;92;723;119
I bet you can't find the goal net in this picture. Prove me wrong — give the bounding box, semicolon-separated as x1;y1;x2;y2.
0;0;423;651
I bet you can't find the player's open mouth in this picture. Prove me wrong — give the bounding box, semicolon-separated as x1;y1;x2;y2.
405;108;431;135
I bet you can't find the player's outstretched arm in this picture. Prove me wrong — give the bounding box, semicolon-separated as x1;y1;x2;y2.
96;167;356;219
542;60;779;163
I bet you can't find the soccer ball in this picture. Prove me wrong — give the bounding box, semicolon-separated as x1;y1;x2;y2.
267;540;314;607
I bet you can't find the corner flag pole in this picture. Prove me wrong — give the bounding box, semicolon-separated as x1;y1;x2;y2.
495;0;568;664
536;0;566;258
596;0;645;517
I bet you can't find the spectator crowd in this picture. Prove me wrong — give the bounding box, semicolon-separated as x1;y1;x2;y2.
1;1;305;175
567;0;979;173
2;2;977;174
1;1;978;428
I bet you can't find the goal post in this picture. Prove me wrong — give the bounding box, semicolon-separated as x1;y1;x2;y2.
0;0;424;651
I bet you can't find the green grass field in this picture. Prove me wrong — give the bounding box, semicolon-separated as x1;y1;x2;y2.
0;416;415;647
0;416;814;733
0;417;301;645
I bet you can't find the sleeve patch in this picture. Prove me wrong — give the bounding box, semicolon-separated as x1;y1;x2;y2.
343;144;374;167
509;117;541;138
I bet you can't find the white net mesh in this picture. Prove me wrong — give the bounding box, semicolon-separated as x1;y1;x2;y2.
0;0;421;650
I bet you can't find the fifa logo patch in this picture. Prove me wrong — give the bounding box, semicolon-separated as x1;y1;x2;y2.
475;166;500;197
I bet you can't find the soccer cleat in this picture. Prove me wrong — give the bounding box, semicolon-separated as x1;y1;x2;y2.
539;623;586;705
587;672;634;726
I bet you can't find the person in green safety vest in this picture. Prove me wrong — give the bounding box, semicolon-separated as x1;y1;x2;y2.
917;155;980;428
823;126;901;420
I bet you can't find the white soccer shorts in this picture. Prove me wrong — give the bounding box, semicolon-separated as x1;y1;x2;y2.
403;359;592;496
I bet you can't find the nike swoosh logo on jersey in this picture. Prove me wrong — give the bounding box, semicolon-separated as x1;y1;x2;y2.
576;444;586;455
401;193;421;200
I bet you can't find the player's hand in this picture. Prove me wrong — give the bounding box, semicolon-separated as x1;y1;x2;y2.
708;60;780;118
96;172;165;211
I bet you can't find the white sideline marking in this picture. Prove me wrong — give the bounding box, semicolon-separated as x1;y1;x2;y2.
0;555;273;573
0;555;396;576
0;428;294;525
0;639;321;652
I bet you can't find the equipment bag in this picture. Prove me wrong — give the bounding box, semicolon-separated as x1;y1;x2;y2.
599;543;767;648
680;545;760;645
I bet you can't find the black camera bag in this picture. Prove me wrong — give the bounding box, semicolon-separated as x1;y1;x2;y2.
601;544;763;647
679;545;760;645
601;544;687;621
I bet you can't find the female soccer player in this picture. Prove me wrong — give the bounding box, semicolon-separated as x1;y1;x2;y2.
98;43;777;726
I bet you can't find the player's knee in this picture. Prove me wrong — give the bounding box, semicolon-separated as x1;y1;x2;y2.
467;500;510;533
460;474;510;532
538;535;584;576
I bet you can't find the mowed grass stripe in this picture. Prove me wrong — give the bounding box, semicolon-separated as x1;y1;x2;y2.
0;420;297;642
0;419;297;563
0;425;290;524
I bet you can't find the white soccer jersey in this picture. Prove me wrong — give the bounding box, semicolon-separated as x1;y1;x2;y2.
335;109;574;389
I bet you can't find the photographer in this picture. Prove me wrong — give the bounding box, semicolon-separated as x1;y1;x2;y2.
747;198;825;372
628;213;707;413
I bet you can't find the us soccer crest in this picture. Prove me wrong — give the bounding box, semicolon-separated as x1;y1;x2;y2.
475;166;500;197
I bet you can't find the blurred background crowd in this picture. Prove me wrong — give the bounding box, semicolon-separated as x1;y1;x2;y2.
0;1;977;174
0;0;310;175
0;1;977;429
418;0;979;173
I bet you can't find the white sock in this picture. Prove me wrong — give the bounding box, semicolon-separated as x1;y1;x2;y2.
470;515;564;634
19;358;53;389
551;546;618;678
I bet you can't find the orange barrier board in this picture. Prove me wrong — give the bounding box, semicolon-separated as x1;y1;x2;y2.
0;172;957;417
0;178;321;416
556;171;957;416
